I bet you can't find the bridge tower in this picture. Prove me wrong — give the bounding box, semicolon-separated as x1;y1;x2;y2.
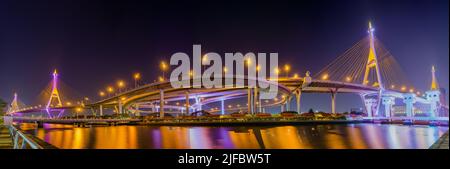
45;69;64;118
425;66;441;118
6;93;20;114
363;22;383;89
361;22;384;117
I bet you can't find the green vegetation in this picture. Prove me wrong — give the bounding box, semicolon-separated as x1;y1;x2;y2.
0;98;7;125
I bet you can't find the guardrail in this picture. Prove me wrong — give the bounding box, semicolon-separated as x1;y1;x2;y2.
363;117;449;121
8;125;43;149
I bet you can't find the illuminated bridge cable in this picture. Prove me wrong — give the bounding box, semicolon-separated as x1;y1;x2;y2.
314;35;413;90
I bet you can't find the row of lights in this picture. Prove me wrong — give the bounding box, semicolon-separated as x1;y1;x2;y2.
98;72;142;97
321;73;423;95
97;58;299;99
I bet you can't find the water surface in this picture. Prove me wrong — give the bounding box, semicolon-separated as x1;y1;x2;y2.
22;123;448;149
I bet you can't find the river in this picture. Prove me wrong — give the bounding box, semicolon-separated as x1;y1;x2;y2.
20;123;448;149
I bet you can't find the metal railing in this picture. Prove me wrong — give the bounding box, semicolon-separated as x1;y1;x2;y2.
8;125;43;149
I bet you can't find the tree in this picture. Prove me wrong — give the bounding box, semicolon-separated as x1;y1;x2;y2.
308;108;314;114
0;98;7;115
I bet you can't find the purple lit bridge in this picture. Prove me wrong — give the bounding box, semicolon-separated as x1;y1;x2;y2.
5;22;449;123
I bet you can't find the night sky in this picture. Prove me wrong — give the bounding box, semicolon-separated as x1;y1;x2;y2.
0;0;448;112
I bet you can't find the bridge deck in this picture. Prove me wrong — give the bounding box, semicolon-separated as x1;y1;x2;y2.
0;126;13;149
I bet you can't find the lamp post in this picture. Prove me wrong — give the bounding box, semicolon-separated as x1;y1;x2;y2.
160;61;168;81
284;64;290;78
107;86;114;97
117;80;125;93
133;73;141;88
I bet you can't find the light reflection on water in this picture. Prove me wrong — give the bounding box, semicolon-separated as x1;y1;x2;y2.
21;123;448;149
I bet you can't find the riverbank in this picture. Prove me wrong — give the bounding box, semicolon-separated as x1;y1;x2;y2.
139;119;364;126
430;131;449;149
0;125;12;149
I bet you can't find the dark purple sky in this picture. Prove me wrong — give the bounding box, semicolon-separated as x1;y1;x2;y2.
0;0;448;111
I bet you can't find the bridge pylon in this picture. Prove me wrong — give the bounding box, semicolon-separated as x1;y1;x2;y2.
45;69;64;118
361;22;384;117
363;22;383;89
6;93;20;114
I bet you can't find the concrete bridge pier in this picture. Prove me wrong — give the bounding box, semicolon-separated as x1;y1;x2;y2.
364;98;377;117
425;90;441;118
330;89;337;114
382;96;395;118
286;96;291;111
295;89;302;113
403;93;417;118
99;105;103;116
221;99;225;115
254;87;259;113
185;91;190;115
160;89;165;119
248;88;254;114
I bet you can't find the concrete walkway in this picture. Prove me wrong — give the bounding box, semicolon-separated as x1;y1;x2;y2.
430;131;449;149
0;126;13;149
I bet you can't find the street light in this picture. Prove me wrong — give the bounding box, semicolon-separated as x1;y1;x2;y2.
284;64;290;77
99;91;105;97
133;73;141;88
345;76;352;82
117;80;125;92
75;107;82;119
107;86;114;96
202;54;208;71
274;67;280;75
160;61;168;80
322;74;329;80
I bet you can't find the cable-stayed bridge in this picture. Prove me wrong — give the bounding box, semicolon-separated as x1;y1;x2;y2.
4;22;449;123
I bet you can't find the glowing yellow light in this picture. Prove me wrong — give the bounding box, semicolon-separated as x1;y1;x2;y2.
66;102;72;106
322;74;329;80
391;85;395;89
401;86;406;91
273;98;278;101
345;76;351;82
228;105;232;108
409;88;414;93
223;66;228;73
274;68;280;75
117;80;125;88
284;64;291;72
99;91;105;97
202;54;208;62
256;65;261;72
107;86;114;93
189;70;194;77
245;57;251;66
133;73;141;80
293;73;299;78
158;76;165;82
75;107;82;113
121;97;126;101
160;61;168;71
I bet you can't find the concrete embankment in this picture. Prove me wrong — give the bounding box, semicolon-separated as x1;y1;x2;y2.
140;119;364;126
430;131;449;149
